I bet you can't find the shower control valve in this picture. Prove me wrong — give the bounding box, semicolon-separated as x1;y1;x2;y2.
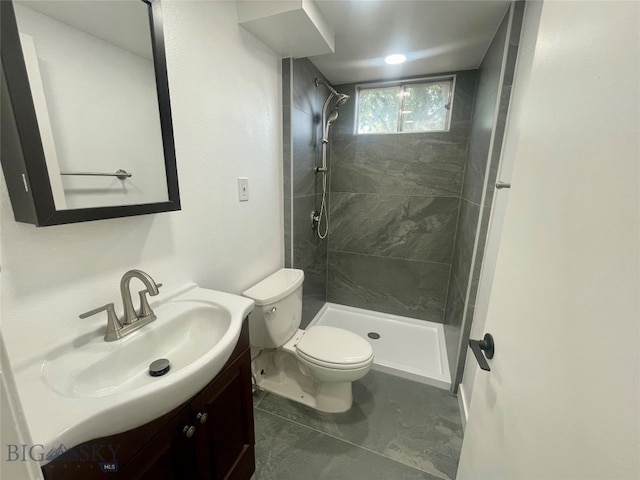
311;210;320;230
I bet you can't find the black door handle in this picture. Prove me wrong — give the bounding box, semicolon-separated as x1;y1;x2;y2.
469;333;495;371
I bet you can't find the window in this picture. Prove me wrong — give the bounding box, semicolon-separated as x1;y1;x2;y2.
356;78;453;134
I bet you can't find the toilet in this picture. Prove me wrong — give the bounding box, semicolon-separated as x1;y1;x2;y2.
242;268;374;413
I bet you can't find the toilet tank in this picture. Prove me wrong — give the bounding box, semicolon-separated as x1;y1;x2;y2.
242;269;304;348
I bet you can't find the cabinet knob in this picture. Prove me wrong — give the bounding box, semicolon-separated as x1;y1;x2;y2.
196;412;208;424
183;425;196;438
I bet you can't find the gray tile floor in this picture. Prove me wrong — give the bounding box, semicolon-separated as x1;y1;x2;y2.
251;370;463;480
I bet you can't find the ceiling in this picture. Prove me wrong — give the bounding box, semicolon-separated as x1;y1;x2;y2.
19;0;511;85
309;0;511;85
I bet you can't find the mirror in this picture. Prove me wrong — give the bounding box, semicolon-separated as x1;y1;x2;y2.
0;0;180;226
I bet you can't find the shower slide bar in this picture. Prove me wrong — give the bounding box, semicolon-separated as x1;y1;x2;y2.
60;169;132;180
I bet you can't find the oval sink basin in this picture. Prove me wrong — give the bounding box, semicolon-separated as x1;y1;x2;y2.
43;300;232;398
12;284;254;463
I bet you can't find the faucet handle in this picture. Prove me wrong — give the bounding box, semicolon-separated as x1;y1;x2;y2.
138;283;162;318
80;303;123;342
80;302;117;319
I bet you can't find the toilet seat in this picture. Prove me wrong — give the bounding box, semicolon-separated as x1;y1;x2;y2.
295;326;373;370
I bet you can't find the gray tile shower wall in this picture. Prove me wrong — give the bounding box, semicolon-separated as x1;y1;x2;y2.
443;2;525;390
450;198;481;296
283;58;334;327
327;71;477;323
443;276;465;369
328;251;451;322
282;59;292;267
329;193;459;264
443;11;508;387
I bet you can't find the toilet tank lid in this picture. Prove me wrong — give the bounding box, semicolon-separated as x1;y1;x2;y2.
242;268;304;305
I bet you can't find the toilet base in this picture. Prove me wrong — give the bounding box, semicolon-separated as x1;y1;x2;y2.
253;350;354;413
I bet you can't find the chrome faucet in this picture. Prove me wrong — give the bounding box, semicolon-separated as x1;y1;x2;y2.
80;269;161;342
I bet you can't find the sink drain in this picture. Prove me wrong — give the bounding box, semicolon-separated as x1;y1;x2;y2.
367;332;381;340
149;358;171;377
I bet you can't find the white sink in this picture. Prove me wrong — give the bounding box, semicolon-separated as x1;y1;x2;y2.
44;299;234;398
12;284;254;464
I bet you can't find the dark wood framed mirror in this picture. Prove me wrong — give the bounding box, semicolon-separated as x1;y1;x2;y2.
1;0;180;226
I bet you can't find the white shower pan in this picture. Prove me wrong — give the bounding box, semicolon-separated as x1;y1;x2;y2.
309;303;451;390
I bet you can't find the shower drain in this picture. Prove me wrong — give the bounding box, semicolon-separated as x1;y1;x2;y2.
367;332;381;340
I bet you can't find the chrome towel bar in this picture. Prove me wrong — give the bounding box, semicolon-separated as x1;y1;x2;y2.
60;169;131;180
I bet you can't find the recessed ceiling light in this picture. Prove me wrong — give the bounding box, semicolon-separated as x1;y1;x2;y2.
385;54;406;65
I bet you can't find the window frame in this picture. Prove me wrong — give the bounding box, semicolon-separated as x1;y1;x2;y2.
354;75;456;135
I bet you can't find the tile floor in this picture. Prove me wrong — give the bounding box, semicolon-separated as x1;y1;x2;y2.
251;370;463;480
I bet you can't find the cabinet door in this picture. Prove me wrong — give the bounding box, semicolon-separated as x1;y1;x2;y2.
111;406;197;480
192;349;255;480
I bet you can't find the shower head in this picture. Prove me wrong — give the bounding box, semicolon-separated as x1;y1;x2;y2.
316;78;350;109
317;78;349;144
334;93;350;108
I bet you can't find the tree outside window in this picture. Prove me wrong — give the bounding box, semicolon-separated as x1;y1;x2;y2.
357;78;453;134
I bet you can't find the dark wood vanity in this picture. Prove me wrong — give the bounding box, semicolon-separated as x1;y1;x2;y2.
42;320;255;480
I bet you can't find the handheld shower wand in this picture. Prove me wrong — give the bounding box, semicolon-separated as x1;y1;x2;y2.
322;111;339;144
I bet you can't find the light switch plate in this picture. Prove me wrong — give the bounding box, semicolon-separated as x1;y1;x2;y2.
238;177;249;201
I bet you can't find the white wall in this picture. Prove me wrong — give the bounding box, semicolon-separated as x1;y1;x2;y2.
0;0;283;374
15;3;168;210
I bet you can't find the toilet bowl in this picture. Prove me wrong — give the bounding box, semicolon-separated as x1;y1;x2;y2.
242;268;374;413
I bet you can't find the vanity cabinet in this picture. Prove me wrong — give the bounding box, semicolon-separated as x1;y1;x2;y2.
42;321;255;480
110;406;197;480
192;346;255;480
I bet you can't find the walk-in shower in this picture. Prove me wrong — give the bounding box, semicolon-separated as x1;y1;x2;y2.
312;78;350;239
284;0;523;395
